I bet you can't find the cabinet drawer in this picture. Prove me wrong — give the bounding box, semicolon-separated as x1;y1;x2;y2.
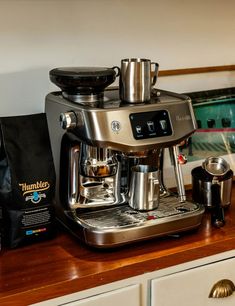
56;284;140;306
151;257;235;306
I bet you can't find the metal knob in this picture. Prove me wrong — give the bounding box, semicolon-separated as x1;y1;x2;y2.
60;111;77;129
209;279;235;298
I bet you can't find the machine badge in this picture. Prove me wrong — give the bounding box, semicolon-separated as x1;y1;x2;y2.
111;120;121;133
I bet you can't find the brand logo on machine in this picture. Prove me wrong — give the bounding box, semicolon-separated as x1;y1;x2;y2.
111;120;121;133
19;181;50;204
176;114;191;121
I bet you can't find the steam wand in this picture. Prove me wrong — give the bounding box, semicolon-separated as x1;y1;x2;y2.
169;145;187;202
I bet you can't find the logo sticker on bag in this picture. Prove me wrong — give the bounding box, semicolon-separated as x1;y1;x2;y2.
19;181;50;204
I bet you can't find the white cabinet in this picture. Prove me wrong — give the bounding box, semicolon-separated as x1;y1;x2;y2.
32;251;235;306
151;257;235;306
61;284;140;306
32;284;142;306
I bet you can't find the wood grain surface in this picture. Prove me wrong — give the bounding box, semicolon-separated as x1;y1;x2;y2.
158;64;235;76
1;187;235;305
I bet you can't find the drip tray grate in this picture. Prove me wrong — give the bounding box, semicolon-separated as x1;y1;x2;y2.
76;195;201;229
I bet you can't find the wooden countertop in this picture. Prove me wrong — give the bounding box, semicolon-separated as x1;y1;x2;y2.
1;188;235;305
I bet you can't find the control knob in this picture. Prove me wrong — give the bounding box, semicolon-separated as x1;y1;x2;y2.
60;111;77;129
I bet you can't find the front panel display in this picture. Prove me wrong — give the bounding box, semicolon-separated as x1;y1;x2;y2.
129;110;172;140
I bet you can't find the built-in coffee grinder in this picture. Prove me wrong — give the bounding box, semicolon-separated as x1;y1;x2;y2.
45;64;205;248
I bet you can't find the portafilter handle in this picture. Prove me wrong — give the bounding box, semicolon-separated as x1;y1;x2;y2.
211;183;225;228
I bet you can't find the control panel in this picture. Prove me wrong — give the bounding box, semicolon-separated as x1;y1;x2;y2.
129;110;172;140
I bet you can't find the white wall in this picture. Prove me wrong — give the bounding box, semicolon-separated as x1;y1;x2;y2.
0;0;235;116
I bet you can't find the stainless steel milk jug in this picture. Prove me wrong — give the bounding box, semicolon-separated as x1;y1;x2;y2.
129;165;160;211
120;58;159;103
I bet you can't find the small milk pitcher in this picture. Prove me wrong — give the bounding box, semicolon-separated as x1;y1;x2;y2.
120;58;159;103
129;165;160;211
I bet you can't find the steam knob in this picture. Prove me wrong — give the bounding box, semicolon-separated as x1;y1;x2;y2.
60;111;77;129
178;153;187;165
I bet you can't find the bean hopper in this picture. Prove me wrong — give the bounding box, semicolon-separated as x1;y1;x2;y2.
45;66;205;248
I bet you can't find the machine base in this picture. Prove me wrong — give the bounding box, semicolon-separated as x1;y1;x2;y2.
62;195;205;248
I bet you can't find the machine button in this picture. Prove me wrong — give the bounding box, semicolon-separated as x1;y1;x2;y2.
159;119;167;131
111;120;121;132
60;111;77;129
147;121;155;132
136;125;142;134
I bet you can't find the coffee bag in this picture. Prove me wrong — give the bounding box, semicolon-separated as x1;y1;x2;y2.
0;113;56;248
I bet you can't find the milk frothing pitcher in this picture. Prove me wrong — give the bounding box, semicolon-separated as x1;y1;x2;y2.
120;58;159;103
129;165;160;211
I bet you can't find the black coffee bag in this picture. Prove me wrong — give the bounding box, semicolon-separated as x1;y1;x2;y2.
0;205;2;251
0;113;56;248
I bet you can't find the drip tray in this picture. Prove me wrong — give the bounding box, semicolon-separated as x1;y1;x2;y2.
74;195;205;248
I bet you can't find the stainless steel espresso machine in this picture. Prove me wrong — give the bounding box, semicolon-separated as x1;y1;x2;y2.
45;64;205;248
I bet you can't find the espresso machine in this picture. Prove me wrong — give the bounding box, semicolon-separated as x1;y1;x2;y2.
45;64;205;248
